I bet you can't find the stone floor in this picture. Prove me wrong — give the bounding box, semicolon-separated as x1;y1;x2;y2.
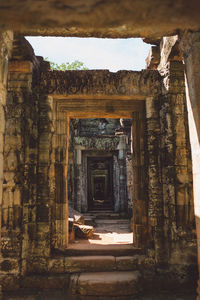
4;290;197;300
66;215;135;256
3;215;197;300
70;214;133;248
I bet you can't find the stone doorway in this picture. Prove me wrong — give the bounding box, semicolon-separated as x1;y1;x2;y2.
68;118;132;215
87;156;113;211
50;94;147;249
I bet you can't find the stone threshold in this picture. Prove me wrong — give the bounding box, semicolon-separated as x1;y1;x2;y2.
53;244;143;257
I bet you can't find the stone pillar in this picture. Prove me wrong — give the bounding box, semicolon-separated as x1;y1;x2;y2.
145;96;165;263
32;94;53;268
152;38;195;271
0;31;13;248
0;31;13;298
117;135;127;214
51;107;68;250
132;111;148;248
179;31;200;298
3;57;35;281
75;147;83;212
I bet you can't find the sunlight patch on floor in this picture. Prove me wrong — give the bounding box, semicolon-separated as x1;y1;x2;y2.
88;232;133;245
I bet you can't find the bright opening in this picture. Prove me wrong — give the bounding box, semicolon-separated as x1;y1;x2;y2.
26;37;151;72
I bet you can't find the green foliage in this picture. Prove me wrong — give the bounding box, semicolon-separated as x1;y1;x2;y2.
44;58;88;70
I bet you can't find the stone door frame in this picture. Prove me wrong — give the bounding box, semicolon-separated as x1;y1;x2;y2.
73;136;128;213
39;69;163;251
50;96;147;249
77;150;116;213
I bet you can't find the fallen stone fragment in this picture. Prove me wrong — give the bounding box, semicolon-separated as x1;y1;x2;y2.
69;206;84;224
74;224;94;239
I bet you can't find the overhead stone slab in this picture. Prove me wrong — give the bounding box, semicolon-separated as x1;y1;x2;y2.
40;69;162;98
0;1;200;38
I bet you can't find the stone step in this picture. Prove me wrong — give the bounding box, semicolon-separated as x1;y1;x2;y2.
94;227;131;234
95;227;130;232
95;219;130;224
65;255;144;273
84;212;121;220
64;245;142;257
69;271;141;298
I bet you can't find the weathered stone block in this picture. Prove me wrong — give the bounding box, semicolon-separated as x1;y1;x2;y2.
0;105;5;134
146;118;160;132
9;60;33;73
65;256;116;273
6;151;18;171
176;184;190;206
71;271;141;297
0;275;20;292
13;205;21;227
162;167;176;184
175;147;188;166
4;135;22;151
176;166;192;184
0;258;19;274
21;274;70;290
36;205;49;222
146;46;160;70
116;255;139;271
26;257;48;274
48;257;65;273
13;188;21;206
0;133;3;153
27;223;37;241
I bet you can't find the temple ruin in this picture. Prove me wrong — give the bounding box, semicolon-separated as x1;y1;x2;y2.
0;1;200;299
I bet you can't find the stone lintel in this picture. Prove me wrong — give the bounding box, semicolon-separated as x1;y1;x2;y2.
41;69;162;98
57;99;145;119
74;136;120;151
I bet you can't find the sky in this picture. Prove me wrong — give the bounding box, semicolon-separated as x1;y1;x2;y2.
26;37;151;72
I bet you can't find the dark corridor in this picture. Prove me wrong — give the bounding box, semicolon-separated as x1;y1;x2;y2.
87;157;113;211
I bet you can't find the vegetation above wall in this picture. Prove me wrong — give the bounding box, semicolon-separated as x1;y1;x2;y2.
45;58;88;70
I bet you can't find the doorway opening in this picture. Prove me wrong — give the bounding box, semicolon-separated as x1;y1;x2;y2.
87;156;113;211
67;117;134;248
50;78;146;251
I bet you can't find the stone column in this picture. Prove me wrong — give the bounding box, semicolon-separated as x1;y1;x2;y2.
0;31;13;248
75;147;83;212
3;58;35;281
154;38;195;271
180;31;200;298
52;108;68;250
146;96;165;263
117;135;127;214
132;111;148;248
34;94;53;266
0;31;13;298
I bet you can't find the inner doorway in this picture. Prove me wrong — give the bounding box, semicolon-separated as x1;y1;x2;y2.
87;156;113;211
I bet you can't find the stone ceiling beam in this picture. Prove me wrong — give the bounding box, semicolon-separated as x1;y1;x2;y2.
56;99;145;119
0;0;200;39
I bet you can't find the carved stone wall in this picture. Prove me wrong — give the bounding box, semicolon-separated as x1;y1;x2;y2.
0;31;13;243
179;31;200;296
0;36;197;292
0;31;13;290
145;36;196;277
